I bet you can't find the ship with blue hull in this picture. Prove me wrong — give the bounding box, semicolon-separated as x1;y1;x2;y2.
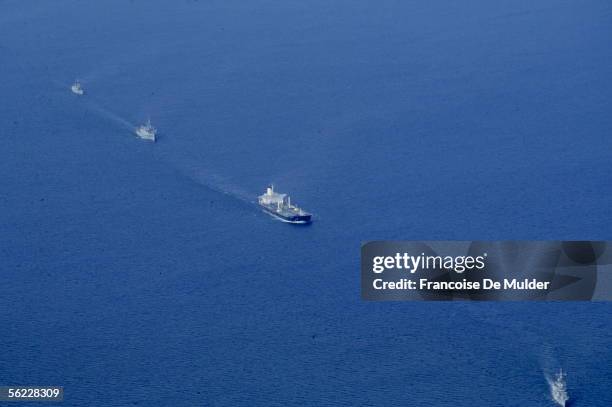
258;185;312;224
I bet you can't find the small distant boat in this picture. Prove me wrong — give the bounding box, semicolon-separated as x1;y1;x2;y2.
70;80;84;95
549;369;569;407
135;119;156;142
258;185;311;224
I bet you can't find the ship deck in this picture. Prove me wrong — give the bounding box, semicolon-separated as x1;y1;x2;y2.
260;203;312;223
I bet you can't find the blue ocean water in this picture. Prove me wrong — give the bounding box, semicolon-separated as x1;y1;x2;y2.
1;0;611;405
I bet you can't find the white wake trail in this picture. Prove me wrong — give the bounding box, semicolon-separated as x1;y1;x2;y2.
84;99;135;132
164;155;257;207
61;80;269;211
58;78;137;133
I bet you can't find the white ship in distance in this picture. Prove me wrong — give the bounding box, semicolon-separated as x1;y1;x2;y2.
135;119;156;142
70;80;84;95
549;369;569;406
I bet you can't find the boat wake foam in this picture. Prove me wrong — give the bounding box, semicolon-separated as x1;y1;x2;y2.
58;80;137;133
85;100;136;133
163;155;256;207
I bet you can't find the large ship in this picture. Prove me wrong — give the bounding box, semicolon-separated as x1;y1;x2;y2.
258;185;311;224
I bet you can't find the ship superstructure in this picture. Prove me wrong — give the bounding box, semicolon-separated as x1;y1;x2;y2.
549;369;569;407
258;185;311;224
135;119;156;142
71;80;84;95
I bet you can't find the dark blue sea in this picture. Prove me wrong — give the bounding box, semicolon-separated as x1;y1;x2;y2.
1;1;611;405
